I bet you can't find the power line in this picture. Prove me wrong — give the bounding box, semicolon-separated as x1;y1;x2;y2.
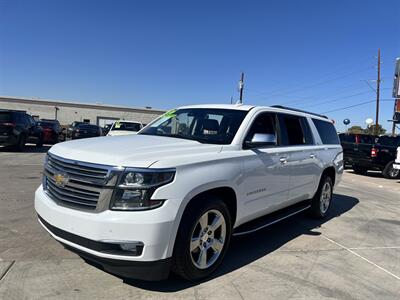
249;56;376;98
321;100;376;114
251;65;375;100
321;98;393;114
299;90;373;109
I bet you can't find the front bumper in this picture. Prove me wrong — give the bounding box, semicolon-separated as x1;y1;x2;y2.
35;185;178;280
393;163;400;170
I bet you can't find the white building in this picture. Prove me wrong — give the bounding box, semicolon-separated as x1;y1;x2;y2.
0;96;165;126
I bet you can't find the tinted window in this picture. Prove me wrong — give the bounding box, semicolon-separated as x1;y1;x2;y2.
280;114;313;146
359;135;376;144
78;124;99;130
339;134;355;143
377;136;400;147
312;119;340;144
244;113;277;145
37;121;56;128
0;112;12;122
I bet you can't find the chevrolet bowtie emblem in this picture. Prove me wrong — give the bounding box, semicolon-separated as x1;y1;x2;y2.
53;173;69;187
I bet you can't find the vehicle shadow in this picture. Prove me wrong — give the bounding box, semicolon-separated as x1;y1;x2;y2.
348;170;384;178
123;193;359;292
0;144;51;153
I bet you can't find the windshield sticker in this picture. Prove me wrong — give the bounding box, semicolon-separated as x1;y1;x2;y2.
114;121;121;129
150;109;177;127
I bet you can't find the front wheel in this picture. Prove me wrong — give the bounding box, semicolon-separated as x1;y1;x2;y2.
309;175;333;218
172;195;232;281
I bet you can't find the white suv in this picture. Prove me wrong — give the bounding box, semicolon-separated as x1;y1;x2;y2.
35;104;343;281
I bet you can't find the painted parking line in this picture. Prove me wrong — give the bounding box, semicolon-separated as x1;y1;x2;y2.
322;235;400;281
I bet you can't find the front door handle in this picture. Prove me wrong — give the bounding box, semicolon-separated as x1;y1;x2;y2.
279;157;287;164
310;154;316;159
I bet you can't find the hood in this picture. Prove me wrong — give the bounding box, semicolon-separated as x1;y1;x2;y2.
49;134;222;168
107;130;137;136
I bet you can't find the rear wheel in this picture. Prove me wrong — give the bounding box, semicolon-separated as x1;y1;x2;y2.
382;161;400;179
353;165;368;175
172;195;232;281
310;175;333;218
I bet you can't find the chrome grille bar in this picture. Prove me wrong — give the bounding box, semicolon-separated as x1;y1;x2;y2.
43;153;116;211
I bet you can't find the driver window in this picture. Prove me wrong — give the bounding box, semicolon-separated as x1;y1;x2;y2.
244;113;277;145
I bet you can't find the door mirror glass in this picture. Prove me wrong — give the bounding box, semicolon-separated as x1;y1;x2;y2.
246;133;276;148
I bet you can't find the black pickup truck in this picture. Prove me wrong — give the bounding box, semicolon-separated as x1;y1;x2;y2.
339;133;400;179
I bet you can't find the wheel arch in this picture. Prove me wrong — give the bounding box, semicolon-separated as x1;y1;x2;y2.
166;184;238;258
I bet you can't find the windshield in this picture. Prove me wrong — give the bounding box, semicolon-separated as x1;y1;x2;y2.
139;108;248;144
112;121;141;132
37;121;55;128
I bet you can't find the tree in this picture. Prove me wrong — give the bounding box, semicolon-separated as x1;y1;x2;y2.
364;124;386;135
347;126;363;134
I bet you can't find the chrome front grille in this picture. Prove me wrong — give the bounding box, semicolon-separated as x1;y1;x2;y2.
43;153;117;211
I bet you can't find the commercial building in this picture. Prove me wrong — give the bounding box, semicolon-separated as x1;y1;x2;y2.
0;96;165;126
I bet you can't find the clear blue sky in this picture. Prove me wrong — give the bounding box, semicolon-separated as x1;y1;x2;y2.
1;0;399;131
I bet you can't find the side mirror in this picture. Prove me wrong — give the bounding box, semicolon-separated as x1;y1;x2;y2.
245;133;276;148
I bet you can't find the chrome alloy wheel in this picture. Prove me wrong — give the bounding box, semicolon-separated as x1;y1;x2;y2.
388;167;400;178
320;181;332;214
190;209;227;269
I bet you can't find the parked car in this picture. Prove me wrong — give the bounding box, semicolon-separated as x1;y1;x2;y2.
66;121;85;139
344;134;400;179
0;109;43;151
36;119;62;144
393;146;400;170
71;123;102;140
107;120;143;136
339;133;377;167
35;104;343;281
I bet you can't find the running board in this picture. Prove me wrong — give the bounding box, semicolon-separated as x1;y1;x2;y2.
233;200;311;236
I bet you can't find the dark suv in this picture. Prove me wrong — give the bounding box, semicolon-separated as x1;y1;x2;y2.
0;110;44;151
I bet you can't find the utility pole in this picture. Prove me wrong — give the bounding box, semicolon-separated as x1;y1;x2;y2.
392;100;397;136
239;72;244;103
375;49;381;136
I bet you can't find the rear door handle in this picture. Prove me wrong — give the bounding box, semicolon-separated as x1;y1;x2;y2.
310;154;316;159
279;157;287;164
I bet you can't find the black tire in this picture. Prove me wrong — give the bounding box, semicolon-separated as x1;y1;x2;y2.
382;161;400;179
353;165;368;175
15;134;26;152
172;194;232;281
309;175;333;218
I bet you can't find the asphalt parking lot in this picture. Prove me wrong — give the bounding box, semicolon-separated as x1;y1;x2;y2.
0;145;399;299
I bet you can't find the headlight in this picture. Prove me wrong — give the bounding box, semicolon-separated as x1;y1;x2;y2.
110;168;175;211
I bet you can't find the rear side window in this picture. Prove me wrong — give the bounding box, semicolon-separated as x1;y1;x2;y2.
280;114;314;146
0;112;12;122
312;119;340;145
377;136;399;147
339;134;355;143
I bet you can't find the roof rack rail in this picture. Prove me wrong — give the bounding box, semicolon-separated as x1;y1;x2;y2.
270;105;328;119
